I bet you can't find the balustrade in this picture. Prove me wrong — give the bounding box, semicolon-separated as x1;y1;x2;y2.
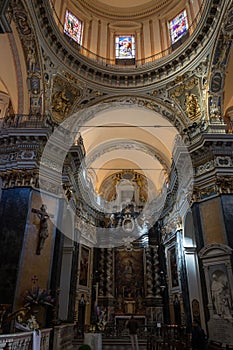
0;328;51;350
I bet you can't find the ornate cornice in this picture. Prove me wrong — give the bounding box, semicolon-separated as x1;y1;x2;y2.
0;168;39;189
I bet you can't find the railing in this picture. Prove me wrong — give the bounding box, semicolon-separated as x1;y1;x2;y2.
48;0;206;67
0;325;74;350
1;114;53;130
53;323;75;350
0;328;51;349
75;323;189;340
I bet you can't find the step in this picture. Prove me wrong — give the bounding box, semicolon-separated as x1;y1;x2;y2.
73;337;147;350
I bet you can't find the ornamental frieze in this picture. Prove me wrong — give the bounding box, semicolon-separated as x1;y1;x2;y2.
40;157;62;172
191;177;233;201
195;160;215;176
0;169;39;188
199;185;217;200
215;156;232;167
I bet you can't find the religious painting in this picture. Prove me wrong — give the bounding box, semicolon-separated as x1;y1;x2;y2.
79;246;90;286
115;249;144;300
169;9;188;45
64;10;83;45
169;246;179;288
115;35;135;60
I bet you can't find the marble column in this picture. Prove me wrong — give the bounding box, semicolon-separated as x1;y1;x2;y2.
98;248;105;296
106;248;114;297
145;247;153;297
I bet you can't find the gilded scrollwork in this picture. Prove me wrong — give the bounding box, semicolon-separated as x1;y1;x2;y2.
0;169;39;188
50;75;81;122
52;90;71;117
216;177;233;194
184;77;199;90
196;160;215;176
184;92;201;121
199;185;217;199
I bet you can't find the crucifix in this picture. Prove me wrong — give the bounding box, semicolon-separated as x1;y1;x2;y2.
32;204;54;255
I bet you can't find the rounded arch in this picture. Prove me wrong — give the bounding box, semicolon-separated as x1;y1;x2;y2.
72;96;187;133
0;91;10;119
0;23;29;114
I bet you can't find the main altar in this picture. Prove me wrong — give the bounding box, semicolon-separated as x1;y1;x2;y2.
96;244;164;326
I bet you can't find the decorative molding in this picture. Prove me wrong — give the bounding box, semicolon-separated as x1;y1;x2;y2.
199;244;232;259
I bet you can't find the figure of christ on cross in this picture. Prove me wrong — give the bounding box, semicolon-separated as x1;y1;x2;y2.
32;204;54;255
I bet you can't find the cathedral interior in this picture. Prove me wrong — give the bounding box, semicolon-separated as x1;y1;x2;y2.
0;0;233;348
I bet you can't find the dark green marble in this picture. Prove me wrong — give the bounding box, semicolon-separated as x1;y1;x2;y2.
0;188;31;304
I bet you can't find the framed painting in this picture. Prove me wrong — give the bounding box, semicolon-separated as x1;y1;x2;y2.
169;246;179;289
79;246;90;287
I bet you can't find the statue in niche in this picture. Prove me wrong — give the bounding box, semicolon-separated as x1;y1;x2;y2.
124;259;134;282
210;103;221;121
184;92;201;121
32;204;53;255
109;213;117;228
173;294;181;325
211;272;232;318
27;47;36;72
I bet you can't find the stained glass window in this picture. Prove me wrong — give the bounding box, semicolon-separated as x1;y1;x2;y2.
64;10;83;45
169;10;188;45
115;35;136;60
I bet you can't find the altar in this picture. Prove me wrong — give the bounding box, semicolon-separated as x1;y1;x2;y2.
84;332;102;350
115;315;146;327
124;299;135;314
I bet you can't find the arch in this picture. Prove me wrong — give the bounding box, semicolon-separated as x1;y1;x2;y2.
0;23;29;114
73;101;181;193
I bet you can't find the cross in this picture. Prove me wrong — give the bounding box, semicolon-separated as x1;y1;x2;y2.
31;204;54;255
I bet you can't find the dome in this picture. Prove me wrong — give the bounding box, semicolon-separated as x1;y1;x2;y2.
51;0;203;65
